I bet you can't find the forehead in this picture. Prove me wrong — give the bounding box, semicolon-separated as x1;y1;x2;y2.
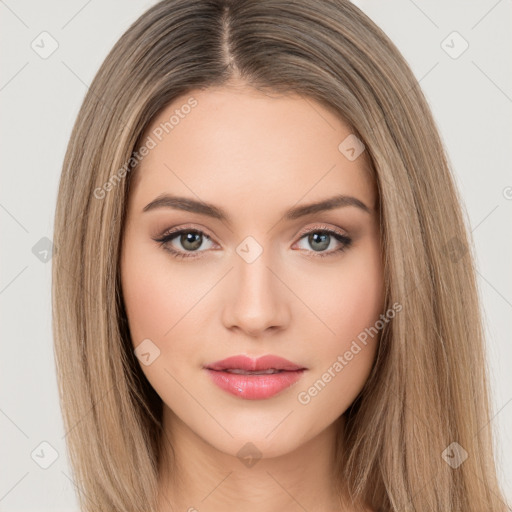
128;84;376;217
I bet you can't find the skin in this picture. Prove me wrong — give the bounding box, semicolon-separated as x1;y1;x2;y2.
120;79;383;512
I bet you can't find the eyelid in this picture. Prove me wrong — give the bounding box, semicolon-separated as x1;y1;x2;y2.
293;222;348;240
157;223;217;243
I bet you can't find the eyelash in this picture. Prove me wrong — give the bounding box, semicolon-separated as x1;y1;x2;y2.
153;224;352;261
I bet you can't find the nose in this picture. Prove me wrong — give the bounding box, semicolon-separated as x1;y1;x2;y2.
220;249;291;338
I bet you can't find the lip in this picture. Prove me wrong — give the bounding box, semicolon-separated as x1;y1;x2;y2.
203;355;307;400
205;354;305;372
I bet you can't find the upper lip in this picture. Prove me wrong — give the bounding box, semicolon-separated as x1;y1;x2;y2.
204;355;306;371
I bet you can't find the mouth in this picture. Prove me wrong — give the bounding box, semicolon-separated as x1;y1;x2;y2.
217;368;288;375
203;355;307;400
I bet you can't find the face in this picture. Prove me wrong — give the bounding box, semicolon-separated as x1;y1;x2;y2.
120;81;384;459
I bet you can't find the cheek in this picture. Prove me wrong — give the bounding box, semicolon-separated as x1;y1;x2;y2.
319;237;384;340
329;269;383;344
120;241;205;406
121;239;204;350
307;242;384;400
121;254;173;348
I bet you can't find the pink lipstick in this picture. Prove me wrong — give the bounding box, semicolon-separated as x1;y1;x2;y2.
203;354;306;400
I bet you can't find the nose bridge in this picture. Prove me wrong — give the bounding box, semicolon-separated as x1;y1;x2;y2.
234;236;279;305
221;235;290;334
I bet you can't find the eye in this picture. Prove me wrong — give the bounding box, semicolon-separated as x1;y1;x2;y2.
153;224;352;260
293;224;352;258
154;227;216;260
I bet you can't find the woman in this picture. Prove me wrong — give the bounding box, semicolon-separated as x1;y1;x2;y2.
52;0;509;510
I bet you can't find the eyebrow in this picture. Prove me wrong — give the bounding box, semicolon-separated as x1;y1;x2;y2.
142;193;371;223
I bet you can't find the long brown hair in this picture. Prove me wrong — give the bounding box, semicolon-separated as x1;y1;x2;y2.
52;0;509;510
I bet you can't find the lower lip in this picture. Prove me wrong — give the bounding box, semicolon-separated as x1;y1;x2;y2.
204;369;306;400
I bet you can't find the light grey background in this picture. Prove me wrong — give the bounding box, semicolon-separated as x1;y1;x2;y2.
1;1;511;510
